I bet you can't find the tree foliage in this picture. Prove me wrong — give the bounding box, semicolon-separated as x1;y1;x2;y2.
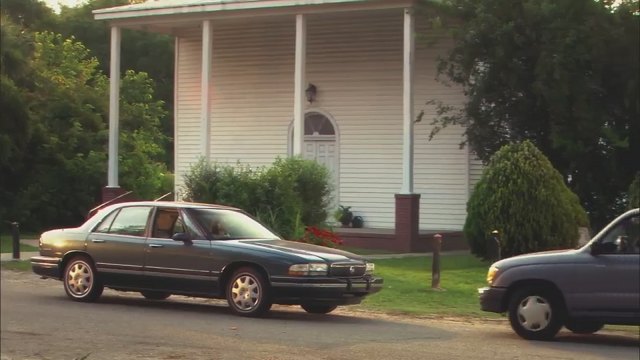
57;0;175;166
0;13;171;231
465;141;588;259
425;0;639;229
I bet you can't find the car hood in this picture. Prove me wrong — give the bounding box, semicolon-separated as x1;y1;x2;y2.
229;239;366;263
493;248;583;268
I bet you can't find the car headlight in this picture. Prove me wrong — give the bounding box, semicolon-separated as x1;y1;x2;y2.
365;262;375;275
288;263;328;276
486;265;499;285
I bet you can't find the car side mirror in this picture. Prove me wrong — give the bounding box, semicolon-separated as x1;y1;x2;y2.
591;241;617;255
171;232;191;242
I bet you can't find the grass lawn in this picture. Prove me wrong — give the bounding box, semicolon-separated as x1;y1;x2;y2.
0;235;39;253
1;260;32;272
338;246;394;255
360;254;500;318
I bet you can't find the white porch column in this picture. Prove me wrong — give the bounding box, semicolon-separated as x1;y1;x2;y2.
292;14;306;156
201;20;213;160
107;26;121;188
401;8;415;194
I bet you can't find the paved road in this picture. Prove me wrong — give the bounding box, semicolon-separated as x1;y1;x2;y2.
1;270;638;360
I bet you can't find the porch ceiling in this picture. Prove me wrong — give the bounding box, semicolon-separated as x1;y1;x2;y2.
93;0;414;34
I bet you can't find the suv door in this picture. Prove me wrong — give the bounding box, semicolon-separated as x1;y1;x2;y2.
86;205;153;287
143;207;215;295
579;213;640;318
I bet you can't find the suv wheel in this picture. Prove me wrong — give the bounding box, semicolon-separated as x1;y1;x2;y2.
565;319;604;334
301;304;338;314
508;286;565;341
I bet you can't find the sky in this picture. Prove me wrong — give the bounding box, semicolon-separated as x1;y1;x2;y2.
42;0;89;13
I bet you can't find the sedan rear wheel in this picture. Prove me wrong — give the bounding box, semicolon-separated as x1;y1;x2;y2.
301;304;338;314
508;286;564;341
63;256;103;302
226;267;272;317
141;291;171;300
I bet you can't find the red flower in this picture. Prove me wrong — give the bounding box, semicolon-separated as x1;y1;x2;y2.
298;226;342;247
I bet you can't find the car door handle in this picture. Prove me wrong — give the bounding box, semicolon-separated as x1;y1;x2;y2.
148;244;164;248
91;239;106;243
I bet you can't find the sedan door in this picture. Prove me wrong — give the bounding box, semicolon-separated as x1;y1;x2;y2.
143;207;215;295
86;205;153;287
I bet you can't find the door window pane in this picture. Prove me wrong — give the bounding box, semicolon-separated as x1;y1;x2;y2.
94;209;119;233
599;215;640;254
109;206;152;237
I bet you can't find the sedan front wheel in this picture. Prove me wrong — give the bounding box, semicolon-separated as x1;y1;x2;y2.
226;267;272;317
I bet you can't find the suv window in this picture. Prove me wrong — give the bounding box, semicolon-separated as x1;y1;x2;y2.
599;214;640;254
108;206;152;237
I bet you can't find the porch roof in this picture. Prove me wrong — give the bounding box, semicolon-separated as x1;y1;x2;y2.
93;0;413;21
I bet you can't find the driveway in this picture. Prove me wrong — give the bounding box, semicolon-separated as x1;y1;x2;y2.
1;270;638;360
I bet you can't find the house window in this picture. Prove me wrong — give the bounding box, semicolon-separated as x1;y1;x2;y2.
304;112;335;136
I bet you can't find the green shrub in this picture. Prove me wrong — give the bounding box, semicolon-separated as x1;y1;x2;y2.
628;172;640;210
465;140;588;258
181;156;332;240
269;157;333;226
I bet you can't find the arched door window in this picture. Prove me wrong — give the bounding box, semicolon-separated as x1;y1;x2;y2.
304;111;335;137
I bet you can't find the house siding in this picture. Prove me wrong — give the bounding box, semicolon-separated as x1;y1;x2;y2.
174;9;469;230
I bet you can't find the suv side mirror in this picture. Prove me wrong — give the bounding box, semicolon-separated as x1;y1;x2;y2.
172;232;191;242
591;241;617;255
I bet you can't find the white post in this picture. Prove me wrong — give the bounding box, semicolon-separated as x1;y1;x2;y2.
107;26;121;188
293;14;306;156
201;20;213;160
401;8;415;194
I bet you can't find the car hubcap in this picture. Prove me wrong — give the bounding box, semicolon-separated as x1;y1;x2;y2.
517;295;551;331
67;262;92;297
231;275;260;311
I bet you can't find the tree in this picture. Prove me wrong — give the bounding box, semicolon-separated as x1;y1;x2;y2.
0;0;57;31
424;0;639;229
0;15;35;225
0;28;172;230
465;141;588;259
57;0;175;166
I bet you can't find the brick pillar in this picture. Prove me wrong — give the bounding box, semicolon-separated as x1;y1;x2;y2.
101;186;128;203
395;193;420;252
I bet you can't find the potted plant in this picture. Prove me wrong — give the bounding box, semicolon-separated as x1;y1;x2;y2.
351;215;364;228
333;205;353;227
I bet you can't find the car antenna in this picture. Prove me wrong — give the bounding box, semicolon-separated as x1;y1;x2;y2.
154;192;174;202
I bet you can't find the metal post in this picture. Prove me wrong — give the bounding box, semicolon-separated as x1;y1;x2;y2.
431;233;442;289
492;230;501;261
11;222;20;260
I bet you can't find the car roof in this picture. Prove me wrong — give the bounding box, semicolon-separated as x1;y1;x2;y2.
106;200;241;212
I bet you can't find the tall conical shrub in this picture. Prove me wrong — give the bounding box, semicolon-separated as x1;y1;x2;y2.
465;140;588;258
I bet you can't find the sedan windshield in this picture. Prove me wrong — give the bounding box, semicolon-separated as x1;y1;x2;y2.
189;208;280;240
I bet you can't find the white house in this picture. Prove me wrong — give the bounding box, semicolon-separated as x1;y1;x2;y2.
94;0;483;252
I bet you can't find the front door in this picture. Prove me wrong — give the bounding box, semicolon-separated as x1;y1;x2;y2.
575;213;640;316
303;140;337;177
293;110;339;206
143;207;214;295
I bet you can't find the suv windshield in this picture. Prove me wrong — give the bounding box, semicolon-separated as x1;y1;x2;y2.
189;208;280;240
